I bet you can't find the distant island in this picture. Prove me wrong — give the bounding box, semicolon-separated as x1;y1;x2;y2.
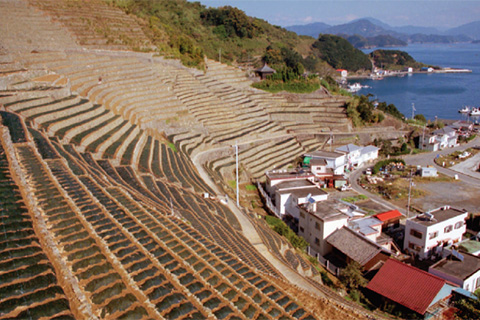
286;18;479;49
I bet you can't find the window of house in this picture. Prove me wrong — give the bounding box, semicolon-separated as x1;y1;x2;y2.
455;221;464;229
315;222;321;230
410;229;423;239
476;277;480;290
408;242;421;251
299;227;304;233
429;231;439;240
444;225;453;233
300;212;305;219
314;238;320;245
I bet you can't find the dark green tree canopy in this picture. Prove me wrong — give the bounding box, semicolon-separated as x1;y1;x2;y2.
311;34;372;72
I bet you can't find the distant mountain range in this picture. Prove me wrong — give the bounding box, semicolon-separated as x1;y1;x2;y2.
286;18;480;48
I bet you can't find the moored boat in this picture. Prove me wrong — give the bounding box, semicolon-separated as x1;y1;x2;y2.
469;107;480;116
458;106;470;114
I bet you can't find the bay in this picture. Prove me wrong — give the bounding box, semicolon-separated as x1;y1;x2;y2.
350;43;480;121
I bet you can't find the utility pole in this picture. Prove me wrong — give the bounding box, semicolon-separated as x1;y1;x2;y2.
235;141;239;207
406;169;413;218
421;124;426;150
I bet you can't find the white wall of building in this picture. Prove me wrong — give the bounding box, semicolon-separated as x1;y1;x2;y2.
299;210;348;256
404;213;467;259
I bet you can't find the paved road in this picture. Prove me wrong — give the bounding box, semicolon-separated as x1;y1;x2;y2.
347;137;480;217
403;136;480;188
348;164;407;215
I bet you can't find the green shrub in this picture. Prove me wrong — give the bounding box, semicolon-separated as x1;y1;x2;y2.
167;142;177;152
265;215;308;251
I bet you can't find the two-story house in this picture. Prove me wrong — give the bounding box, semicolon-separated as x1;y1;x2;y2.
272;179;328;218
298;200;354;256
420;126;458;151
303;150;346;176
404;206;468;259
335;144;379;169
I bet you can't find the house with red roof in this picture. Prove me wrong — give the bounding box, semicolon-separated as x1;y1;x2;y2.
336;69;348;78
374;209;403;231
367;258;454;318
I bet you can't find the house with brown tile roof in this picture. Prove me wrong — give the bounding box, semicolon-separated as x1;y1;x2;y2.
325;226;390;271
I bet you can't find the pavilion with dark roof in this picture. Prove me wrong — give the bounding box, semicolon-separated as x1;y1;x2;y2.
367;258;454;317
254;63;276;80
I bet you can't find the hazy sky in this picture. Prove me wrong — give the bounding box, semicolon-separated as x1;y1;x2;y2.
194;1;480;28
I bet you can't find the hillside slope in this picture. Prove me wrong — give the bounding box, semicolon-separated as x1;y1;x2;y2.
0;0;384;319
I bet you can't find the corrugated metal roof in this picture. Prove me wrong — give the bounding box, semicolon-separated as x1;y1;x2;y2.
367;259;447;315
374;210;402;222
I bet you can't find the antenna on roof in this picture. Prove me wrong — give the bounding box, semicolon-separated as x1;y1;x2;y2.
424;212;434;221
451;248;464;262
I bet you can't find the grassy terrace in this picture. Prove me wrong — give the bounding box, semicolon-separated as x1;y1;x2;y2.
0;141;75;319
85;120;129;153
70;114;121;146
103;124;137;159
138;136;153;173
55;109;110;140
120;130;143;165
0;111;28;143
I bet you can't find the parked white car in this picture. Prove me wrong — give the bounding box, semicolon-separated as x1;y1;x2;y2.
458;151;471;159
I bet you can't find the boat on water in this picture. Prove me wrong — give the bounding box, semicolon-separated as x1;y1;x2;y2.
347;83;369;93
469;107;480;116
458;106;470;114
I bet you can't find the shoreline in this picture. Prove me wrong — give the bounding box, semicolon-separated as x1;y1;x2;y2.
347;67;472;80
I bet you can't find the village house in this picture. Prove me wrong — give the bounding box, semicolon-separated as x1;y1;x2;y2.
325;226;390;271
304;150;346;176
335;144;379;169
404;206;468;259
271;179;327;218
420;126;458;151
367;258;454;318
265;169;315;197
349;216;398;252
450;120;474;134
374;209;403;231
429;252;480;293
298;200;351;256
336;69;348;78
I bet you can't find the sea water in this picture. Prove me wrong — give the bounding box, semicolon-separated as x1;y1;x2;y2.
351;43;480;121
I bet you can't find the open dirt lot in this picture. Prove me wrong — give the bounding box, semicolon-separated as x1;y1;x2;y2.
392;179;480;214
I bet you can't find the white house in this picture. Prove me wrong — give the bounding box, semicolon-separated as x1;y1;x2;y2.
304;150;346;176
265;169;315;197
336;69;348;78
349;216;398;252
421;127;458;151
273;179;328;218
298;200;352;256
404;206;468;259
335;144;362;168
335;144;379;169
429;252;480;293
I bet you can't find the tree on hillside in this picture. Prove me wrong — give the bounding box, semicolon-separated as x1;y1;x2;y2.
311;34;372;72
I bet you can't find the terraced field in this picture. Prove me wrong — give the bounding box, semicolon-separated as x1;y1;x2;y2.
0;1;376;319
0;110;325;319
